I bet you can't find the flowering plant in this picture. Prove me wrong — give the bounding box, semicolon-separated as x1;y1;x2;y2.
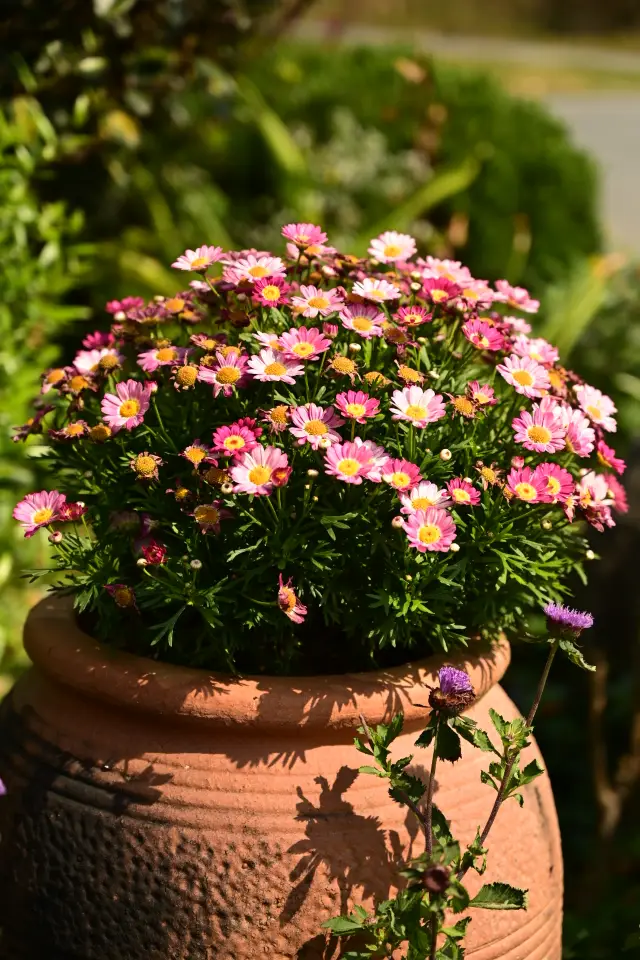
13;226;626;673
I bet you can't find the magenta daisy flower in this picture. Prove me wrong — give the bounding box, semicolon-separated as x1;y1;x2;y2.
339;305;385;339
253;331;285;352
400;481;450;515
324;441;375;485
497;354;550;398
574;384;617;433
181;441;216;469
106;296;144;315
511;334;558;366
352;277;401;302
13;490;67;538
223;254;286;285
101;379;153;433
403;507;457;553
544;602;593;636
512;404;565;453
458;278;496;308
82;330;116;350
390;386;446;428
278;574;308;623
506;466;546;503
462;319;504;352
282;222;327;247
606;474;629;514
534;463;574;503
212;422;260;458
559;406;596;457
197;351;249;396
252;276;291;307
368;231;417;263
247;348;304;384
394;305;431;328
73;347;123;375
495;279;540;313
466;381;497;407
597;440;626;476
230;446;290;496
289;403;344;449
137;344;189;372
421;277;461;305
279;326;332;361
381;458;422;492
351;437;390;482
193;501;231;534
447;478;481;507
290;285;344;319
335;390;379;423
172;245;224;272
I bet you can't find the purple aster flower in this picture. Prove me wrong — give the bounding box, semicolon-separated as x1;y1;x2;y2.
438;666;474;695
0;778;5;797
544;602;594;637
429;665;475;715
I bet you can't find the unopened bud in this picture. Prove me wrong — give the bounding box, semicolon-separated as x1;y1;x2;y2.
318;437;332;449
463;477;472;484
114;310;126;322
391;516;404;529
410;282;422;292
405;574;413;581
541;519;553;530
190;559;202;570
348;342;361;352
307;469;319;478
369;258;380;267
586;549;596;560
49;530;63;544
450;542;460;553
439;448;452;461
423;864;450;895
411;270;422;280
137;557;148;566
221;482;233;494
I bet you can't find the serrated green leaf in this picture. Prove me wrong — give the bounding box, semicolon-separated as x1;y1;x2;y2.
469;882;528;910
559;637;596;671
321;914;366;933
358;764;386;778
452;716;498;755
437;722;462;763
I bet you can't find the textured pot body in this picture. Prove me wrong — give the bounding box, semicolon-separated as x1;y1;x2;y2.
0;598;562;960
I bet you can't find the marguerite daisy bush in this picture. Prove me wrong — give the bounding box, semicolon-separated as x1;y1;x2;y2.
13;226;626;674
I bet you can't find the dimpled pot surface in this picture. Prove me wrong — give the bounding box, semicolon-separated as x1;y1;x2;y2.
0;598;562;959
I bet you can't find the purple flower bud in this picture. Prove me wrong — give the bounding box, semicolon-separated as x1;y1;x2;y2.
0;778;6;797
543;603;594;638
422;863;450;894
428;666;475;715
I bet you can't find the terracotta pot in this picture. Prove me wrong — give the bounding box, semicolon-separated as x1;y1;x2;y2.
0;597;562;960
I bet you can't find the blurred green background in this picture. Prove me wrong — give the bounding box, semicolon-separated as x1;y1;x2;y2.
2;0;640;955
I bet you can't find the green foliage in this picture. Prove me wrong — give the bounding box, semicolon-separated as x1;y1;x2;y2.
468;882;528;911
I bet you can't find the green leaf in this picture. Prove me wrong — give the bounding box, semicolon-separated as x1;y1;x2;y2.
519;759;545;786
436;722;462;763
415;726;436;749
322;915;366;934
559;637;596;672
469;882;528;911
452;716;498;755
358;764;386;778
441;917;471;940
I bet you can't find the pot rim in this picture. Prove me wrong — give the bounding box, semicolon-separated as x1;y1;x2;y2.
23;595;511;732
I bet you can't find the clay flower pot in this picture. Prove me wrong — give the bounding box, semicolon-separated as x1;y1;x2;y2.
0;597;562;959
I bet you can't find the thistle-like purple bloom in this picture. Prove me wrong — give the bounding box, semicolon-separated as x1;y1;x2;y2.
438;666;474;695
429;665;475;715
544;602;594;637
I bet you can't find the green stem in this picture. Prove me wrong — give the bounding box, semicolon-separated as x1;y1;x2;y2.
425;716;440;859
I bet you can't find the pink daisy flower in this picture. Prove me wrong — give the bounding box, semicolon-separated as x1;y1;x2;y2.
559;406;595;457
511;334;559;366
446;478;481;507
506;466;546;503
222;254;286;285
394;305;431;328
574;384;617;433
197;351;250;396
290;285;344;319
252;276;290;307
421;277;460;305
41;367;69;394
466;381;497;407
368;231;417;263
352;277;401;302
193;501;232;534
279;326;332;361
101;379;153;433
462;319;505;352
502;315;533;336
277;574;308;623
213;422;261;458
390;386;446;428
253;331;285;352
458;278;496;308
512;404;565;453
419;257;472;284
82;330;116;349
399;482;450;515
324;441;375;485
49;420;89;442
606;474;629;514
323;322;339;339
403;507;457;553
73;347;123;375
13;490;67;538
534;463;574;503
289;403;344;449
381;458;422;492
190;333;225;352
247;348;304;384
282;222;327;247
230;446;290;496
172;245;224;272
339;305;385;339
351;437;389;482
106;296;144;316
137;344;189;372
597;440;626;476
497;354;550;398
495;279;540;313
335;390;379;423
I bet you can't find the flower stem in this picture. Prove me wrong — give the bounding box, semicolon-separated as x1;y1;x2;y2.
425;716;440;859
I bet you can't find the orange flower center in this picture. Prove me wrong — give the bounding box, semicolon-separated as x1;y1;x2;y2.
68;375;89;392
269;405;289;425
264;362;287;377
216;365;241;384
364;371;388;386
248;465;272;486
199;338;218;351
98;354;119;371
248;265;269;278
194;505;220;524
134;455;157;476
119;399;140;417
453;397;475;416
398;365;421;383
185;447;207;464
452;489;471;504
586;404;602;421
304;419;327;436
220;345;241;358
190;257;208;270
352;316;373;332
474;391;490;404
390;472;411;489
430;289;449;302
480;467;497;484
114;586;135;607
66;423;85;436
307;296;329;310
412;496;436;510
332;357;356;375
418;524;440;544
261;285;281;302
383;244;402;259
90;425;111;442
177;365;198;386
223;436;246;451
515;482;537;501
547;477;561;495
156;347;177;362
513;370;534;387
46;369;66;384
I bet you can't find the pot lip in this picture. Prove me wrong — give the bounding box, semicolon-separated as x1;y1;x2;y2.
23;595;511;732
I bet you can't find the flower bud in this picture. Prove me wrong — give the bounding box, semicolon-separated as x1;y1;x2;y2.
410;282;422;292
439;449;452;461
114;310;126;322
307;469;319;478
348;342;362;353
586;549;596;560
450;542;460;553
221;482;233;494
137;558;148;566
541;519;553;530
411;270;422;280
423;864;451;895
49;530;63;544
190;559;202;570
391;516;404;529
318;437;332;450
429;665;475;716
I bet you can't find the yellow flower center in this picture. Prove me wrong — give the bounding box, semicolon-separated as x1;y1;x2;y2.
190;257;208;270
175;487;190;501
586;404;602;421
364;371;388;386
216;365;241;384
462;287;479;300
90;424;111;442
515;482;537;501
513;370;534;387
404;313;422;325
264;361;287;376
481;467;497;484
352;316;373;332
547;477;561;495
220;345;241;358
99;354;119;371
177;365;198;386
248;465;272;485
248;265;269;278
418;524;440;544
119;399;141;417
269;405;289;425
156;347;177;362
134;455;157;476
530;351;543;363
390;472;411;488
475;391;490;404
383;244;402;259
527;425;551;444
114;586;135;608
346;403;366;418
307;296;330;310
165;297;186;312
46;368;66;384
66;423;85;436
453;397;475;416
261;285;281;301
430;289;449;302
292;342;316;358
223;436;246;451
412;496;436;510
332;357;356;375
199;338;218;351
204;467;228;485
194;505;220;524
405;404;427;420
452;489;471;504
304;419;328;436
398;365;421;383
279;586;296;612
185;447;207;464
337;458;360;477
68;375;89;392
367;289;386;300
32;508;54;525
548;370;563;391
